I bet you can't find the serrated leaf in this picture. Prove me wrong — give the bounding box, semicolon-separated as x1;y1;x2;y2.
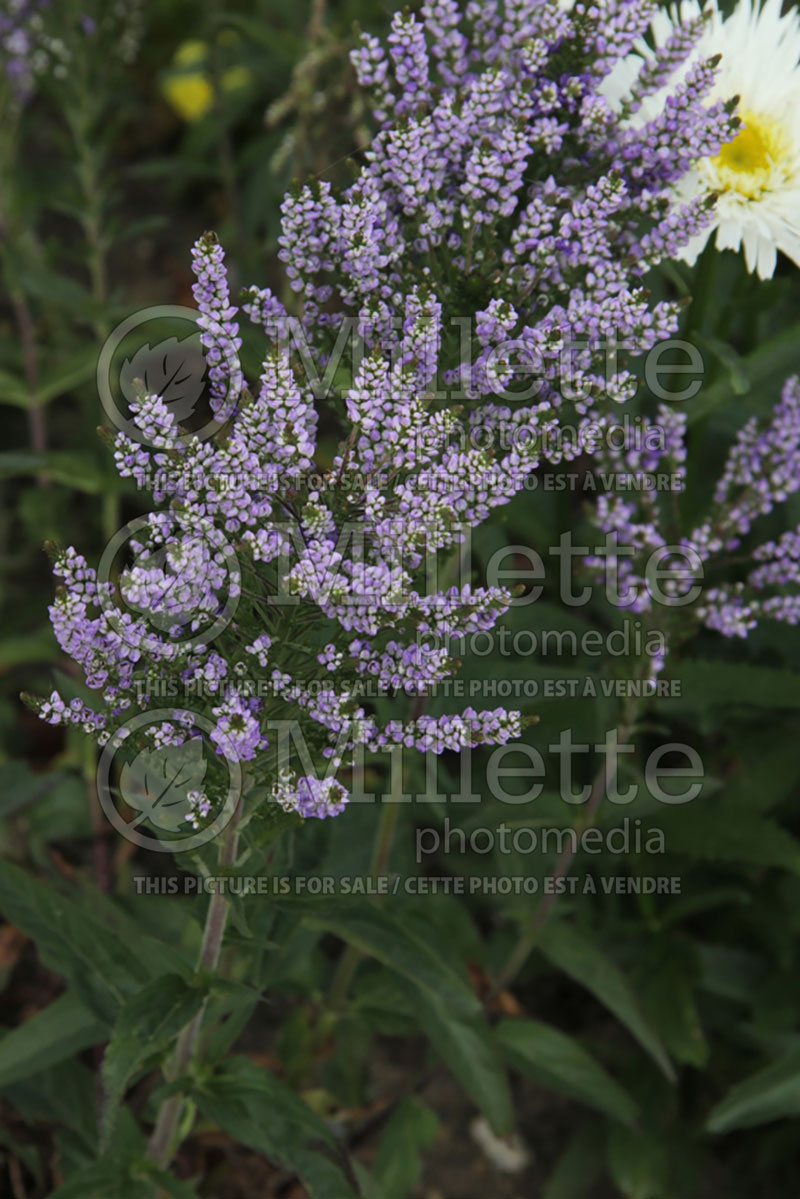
0;992;106;1089
99;974;206;1150
654;805;800;871
538;925;673;1080
495;1019;638;1126
0;863;151;1022
191;1055;360;1198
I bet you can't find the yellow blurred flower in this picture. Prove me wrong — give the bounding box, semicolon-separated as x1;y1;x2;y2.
162;39;251;124
174;40;207;68
222;66;250;93
163;73;214;123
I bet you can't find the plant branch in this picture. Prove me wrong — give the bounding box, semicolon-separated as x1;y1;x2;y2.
146;795;243;1172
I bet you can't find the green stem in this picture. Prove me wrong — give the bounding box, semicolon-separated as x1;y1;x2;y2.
208;10;247;273
146;797;243;1171
10;285;47;464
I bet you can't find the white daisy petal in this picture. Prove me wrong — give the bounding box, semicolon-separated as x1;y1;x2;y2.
601;0;800;279
756;237;777;279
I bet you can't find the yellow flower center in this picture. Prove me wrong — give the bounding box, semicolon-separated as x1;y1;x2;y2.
711;110;789;199
716;122;771;173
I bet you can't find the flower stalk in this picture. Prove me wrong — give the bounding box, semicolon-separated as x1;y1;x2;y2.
146;792;243;1171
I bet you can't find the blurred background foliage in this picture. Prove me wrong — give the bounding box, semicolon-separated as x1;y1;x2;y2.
3;2;800;1197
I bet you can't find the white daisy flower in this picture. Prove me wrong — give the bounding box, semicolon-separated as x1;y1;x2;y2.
602;0;800;279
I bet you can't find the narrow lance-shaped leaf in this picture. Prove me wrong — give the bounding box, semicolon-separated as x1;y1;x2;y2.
99;973;207;1150
538;924;674;1080
495;1019;638;1127
707;1045;800;1133
191;1055;361;1199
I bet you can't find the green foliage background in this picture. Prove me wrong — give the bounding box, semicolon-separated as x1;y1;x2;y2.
2;1;800;1196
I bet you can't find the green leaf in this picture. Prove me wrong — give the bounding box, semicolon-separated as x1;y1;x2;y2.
662;661;800;712
0;450;45;476
191;1055;360;1198
0;863;151;1022
695;333;749;396
36;348;97;405
606;1125;666;1199
0;627;58;669
687;321;800;426
0;992;106;1089
0;449;111;491
299;902;480;1017
43;451;113;493
0;368;28;406
718;726;800;813
696;943;762;1004
409;985;514;1135
654;805;800;872
495;1019;638;1126
373;1098;439;1199
49;1162;154;1199
19;267;91;313
1;1060;98;1149
636;937;708;1069
0;349;95;408
0;762;65;818
543;1127;604;1199
351;1163;382;1199
706;1045;800;1133
538;924;673;1080
99;974;206;1150
50;1158;199;1199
